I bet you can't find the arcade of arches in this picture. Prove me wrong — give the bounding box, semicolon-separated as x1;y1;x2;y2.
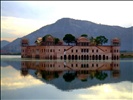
60;55;119;60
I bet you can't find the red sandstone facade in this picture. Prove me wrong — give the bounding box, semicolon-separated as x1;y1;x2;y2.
21;60;120;79
21;36;120;60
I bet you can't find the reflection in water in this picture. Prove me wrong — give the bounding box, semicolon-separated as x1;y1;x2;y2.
1;57;133;99
21;60;120;90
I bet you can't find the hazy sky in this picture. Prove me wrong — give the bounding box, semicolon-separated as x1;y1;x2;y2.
1;1;133;42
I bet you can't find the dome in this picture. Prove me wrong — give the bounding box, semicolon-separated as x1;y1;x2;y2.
37;37;42;41
77;37;90;42
37;37;42;43
45;36;54;42
112;37;120;42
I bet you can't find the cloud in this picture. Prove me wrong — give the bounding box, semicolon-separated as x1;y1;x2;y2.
78;82;133;99
1;16;46;38
1;66;44;90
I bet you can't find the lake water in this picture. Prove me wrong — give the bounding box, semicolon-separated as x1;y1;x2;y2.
1;55;133;100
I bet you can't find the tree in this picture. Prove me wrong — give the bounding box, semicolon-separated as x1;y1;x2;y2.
89;36;97;45
95;36;108;45
95;71;108;81
42;34;52;42
63;34;76;45
63;72;76;82
54;38;60;44
81;34;88;37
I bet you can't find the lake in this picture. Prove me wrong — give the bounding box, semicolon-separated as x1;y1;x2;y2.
1;55;133;100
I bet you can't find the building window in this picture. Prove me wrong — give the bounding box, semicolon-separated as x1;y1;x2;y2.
81;64;83;68
106;56;108;60
81;49;83;52
76;50;78;52
59;49;60;51
92;50;94;53
50;49;52;52
96;49;98;52
71;49;73;52
71;64;73;67
64;49;66;51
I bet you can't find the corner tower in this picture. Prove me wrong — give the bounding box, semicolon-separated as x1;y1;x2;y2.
111;38;120;60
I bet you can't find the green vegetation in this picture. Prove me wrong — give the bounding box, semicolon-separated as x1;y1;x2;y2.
1;53;21;55
63;34;76;45
34;34;60;45
89;36;108;45
95;36;108;45
54;38;60;44
63;72;76;82
90;71;108;81
81;34;88;37
120;54;133;58
42;34;53;42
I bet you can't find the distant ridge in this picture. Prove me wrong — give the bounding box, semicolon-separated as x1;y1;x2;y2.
1;18;133;53
1;40;10;48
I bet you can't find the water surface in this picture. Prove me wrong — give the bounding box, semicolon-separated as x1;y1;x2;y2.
1;55;133;100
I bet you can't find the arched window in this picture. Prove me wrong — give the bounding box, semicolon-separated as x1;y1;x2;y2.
90;56;91;60
75;55;78;60
72;55;74;60
68;55;71;60
114;56;116;60
106;56;108;60
84;55;86;60
99;55;101;60
60;56;63;60
117;56;119;60
64;55;67;60
96;55;98;60
81;55;84;60
92;55;95;60
87;55;89;60
50;55;52;59
79;56;80;60
103;55;105;60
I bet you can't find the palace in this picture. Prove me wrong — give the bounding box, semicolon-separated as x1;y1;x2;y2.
21;35;120;60
21;60;120;79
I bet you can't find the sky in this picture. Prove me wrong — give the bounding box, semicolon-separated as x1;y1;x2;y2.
1;1;133;42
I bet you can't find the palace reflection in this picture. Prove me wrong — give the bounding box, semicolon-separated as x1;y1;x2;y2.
21;60;120;82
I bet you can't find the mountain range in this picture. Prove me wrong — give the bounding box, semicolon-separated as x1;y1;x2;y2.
1;40;10;48
1;18;133;54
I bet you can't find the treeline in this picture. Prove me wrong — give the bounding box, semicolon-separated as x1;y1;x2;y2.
35;34;108;46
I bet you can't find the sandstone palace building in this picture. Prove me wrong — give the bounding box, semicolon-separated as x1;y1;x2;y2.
21;35;120;60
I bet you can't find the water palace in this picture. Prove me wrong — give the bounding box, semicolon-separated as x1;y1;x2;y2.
21;35;120;60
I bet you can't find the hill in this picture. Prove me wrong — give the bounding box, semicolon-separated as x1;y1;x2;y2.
1;18;133;53
1;40;10;48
